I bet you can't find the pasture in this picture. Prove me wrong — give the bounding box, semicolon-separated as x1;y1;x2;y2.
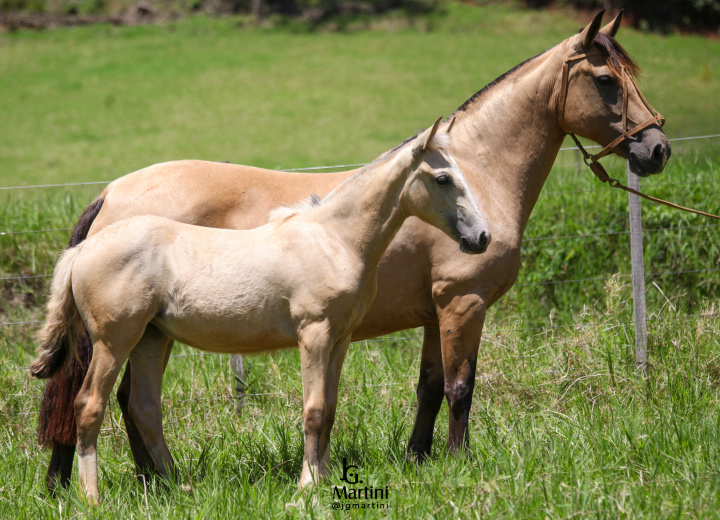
1;4;720;517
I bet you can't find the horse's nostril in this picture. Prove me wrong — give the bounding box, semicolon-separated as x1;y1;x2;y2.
479;231;488;250
652;143;665;164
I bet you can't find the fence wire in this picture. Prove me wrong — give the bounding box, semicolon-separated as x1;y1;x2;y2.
0;133;717;192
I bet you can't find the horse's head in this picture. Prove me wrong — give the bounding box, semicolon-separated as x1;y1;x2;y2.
398;118;490;254
558;10;670;177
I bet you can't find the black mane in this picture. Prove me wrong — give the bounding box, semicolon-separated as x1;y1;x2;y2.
384;33;638;156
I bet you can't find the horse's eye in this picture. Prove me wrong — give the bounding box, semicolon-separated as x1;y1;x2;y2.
435;174;450;185
597;75;613;87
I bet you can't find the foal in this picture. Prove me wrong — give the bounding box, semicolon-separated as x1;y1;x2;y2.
31;119;490;503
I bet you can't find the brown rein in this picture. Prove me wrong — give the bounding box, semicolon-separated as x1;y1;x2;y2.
558;39;720;221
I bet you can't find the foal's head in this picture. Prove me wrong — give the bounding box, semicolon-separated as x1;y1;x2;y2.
396;118;490;254
559;10;670;176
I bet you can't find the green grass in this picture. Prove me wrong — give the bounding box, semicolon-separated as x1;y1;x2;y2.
1;4;720;518
3;310;720;517
1;4;719;186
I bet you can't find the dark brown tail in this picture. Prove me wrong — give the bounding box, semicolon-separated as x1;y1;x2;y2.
37;196;104;448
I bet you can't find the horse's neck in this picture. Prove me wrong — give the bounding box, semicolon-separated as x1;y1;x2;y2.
309;158;409;268
453;47;566;240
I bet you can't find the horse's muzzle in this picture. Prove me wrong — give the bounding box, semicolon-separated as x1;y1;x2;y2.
460;230;490;255
627;128;671;177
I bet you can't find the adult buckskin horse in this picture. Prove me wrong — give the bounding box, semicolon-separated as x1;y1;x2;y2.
39;10;670;492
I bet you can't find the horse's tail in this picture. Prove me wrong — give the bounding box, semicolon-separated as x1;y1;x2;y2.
37;195;104;448
30;246;83;379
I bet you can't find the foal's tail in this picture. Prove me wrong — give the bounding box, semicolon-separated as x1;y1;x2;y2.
30;246;84;379
37;195;104;448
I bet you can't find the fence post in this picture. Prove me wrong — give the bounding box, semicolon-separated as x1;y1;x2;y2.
230;354;246;413
627;162;648;373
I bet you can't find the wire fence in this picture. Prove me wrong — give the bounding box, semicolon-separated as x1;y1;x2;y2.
0;133;718;193
1;133;718;239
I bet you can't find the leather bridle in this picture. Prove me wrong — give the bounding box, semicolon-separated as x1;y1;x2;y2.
558;39;665;180
557;39;720;220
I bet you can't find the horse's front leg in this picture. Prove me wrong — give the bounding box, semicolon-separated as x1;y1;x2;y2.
407;325;445;461
436;292;485;454
317;334;352;472
297;322;336;489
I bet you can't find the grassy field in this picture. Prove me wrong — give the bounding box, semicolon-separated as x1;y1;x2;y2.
1;4;720;518
0;4;719;186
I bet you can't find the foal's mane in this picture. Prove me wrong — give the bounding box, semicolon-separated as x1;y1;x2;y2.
268;133;450;225
268;193;322;224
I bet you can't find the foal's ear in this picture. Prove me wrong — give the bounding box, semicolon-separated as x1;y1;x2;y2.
446;117;456;135
577;10;604;49
417;117;443;153
600;10;623;38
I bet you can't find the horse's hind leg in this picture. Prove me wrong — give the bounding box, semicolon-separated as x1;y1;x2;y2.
116;334;175;483
46;442;75;495
126;325;176;482
75;340;131;504
116;363;155;481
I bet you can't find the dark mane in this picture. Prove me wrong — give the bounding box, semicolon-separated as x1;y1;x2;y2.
451;33;639;116
452;49;550;115
379;51;550;155
384;33;639;156
593;32;640;78
383;131;421;156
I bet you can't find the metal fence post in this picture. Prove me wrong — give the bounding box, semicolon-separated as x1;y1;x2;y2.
627;162;648;373
230;354;246;413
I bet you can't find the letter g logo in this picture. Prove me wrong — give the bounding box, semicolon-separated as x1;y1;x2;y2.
340;458;361;484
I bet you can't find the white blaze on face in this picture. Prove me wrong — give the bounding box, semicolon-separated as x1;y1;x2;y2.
447;152;482;218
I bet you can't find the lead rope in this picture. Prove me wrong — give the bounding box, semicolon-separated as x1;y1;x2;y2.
559;40;720;220
570;134;720;220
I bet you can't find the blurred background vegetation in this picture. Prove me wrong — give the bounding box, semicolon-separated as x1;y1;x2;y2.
1;0;719;33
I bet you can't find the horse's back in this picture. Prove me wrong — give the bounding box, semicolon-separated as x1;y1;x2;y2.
78;214;302;352
92;160;352;235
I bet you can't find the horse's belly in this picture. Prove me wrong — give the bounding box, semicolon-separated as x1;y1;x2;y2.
152;306;297;354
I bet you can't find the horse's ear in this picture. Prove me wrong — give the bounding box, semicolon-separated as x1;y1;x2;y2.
579;10;604;48
446;117;456;135
417;117;443;152
600;10;623;38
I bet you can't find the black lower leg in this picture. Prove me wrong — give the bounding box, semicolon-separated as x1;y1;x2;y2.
45;443;75;495
407;326;444;461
